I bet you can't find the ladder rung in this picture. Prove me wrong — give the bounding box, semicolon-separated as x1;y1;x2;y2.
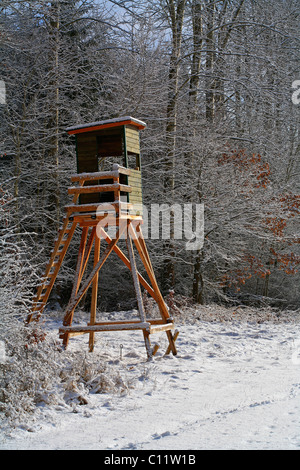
38;274;53;285
32;301;44;308
50;266;60;273
54;238;66;246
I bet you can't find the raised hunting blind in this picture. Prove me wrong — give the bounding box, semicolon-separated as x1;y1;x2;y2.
70;116;144;211
27;116;178;359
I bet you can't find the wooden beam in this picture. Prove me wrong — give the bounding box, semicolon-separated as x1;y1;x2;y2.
89;234;100;352
68;183;132;195
62;227;89;348
149;323;174;334
100;229;156;299
112;164;132;175
129;223;170;322
165;330;180;355
70;228;88;302
87;318;167;327
65;201;133;214
71;170;120;182
126;232;152;358
80;227;96;279
129;223;177;356
59;322;150;334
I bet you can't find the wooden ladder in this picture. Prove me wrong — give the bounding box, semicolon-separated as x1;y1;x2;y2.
27;216;78;323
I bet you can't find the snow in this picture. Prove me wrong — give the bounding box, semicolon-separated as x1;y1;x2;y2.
1;306;300;450
65;116;147;133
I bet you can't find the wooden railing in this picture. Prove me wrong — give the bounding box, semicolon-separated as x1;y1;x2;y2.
64;164;141;217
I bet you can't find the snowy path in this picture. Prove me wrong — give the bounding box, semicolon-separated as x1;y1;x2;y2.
1;318;300;450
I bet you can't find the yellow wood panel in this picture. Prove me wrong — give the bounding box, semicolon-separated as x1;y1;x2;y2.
128;176;142;185
126;127;140;154
129;169;141;177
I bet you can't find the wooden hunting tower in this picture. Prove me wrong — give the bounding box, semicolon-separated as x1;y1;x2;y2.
70;116;144;211
27;116;178;359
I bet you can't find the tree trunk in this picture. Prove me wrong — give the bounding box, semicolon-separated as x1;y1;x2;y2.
192;250;204;303
205;0;215;122
47;0;61;229
163;0;186;291
188;0;205;303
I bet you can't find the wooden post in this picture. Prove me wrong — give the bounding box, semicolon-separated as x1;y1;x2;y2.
62;226;88;348
80;227;96;281
89;233;100;352
126;226;152;359
129;223;177;356
129;224;170;321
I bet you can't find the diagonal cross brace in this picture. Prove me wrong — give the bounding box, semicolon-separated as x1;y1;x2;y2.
63;223;127;326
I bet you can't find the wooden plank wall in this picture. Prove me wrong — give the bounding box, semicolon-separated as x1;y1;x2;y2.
125;126;140;155
128;168;143;215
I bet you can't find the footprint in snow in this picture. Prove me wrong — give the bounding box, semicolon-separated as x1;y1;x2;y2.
152;431;172;440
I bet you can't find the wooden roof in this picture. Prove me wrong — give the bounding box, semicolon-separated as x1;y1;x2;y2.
66;116;147;135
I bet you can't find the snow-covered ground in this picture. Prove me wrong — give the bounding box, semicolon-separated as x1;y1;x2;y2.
1;306;300;450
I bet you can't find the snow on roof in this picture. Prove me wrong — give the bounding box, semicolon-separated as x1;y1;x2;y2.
66;116;147;134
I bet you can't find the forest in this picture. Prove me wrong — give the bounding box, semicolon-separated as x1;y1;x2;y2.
0;0;299;336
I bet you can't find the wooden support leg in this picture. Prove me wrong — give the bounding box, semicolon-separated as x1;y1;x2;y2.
126;228;152;359
80;227;96;281
129;223;177;356
62;227;89;348
142;330;153;360
129;224;169;320
71;227;89;300
165;330;177;356
165;330;179;355
89;233;100;352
